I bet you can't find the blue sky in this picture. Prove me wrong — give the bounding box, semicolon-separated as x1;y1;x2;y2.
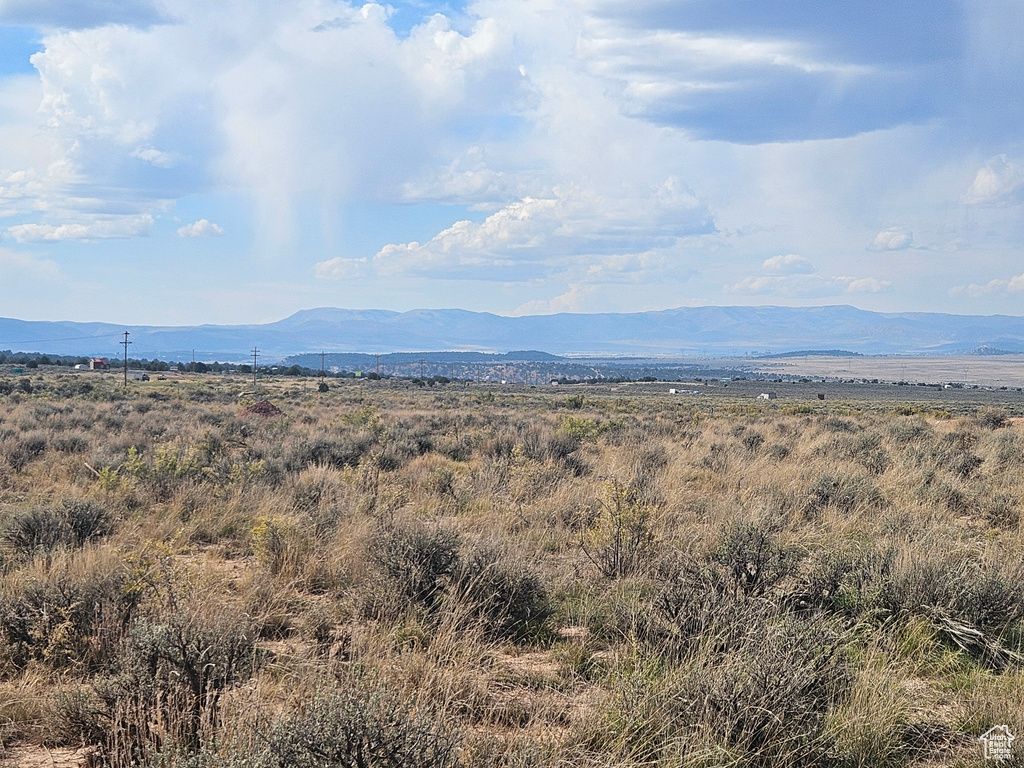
0;0;1023;324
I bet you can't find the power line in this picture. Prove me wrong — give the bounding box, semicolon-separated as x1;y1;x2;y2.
0;333;124;347
120;332;132;389
251;347;259;389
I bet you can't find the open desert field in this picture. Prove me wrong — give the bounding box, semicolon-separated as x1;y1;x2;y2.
0;371;1021;767
737;354;1024;389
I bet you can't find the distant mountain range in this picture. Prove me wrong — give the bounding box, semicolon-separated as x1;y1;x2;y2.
4;305;1024;360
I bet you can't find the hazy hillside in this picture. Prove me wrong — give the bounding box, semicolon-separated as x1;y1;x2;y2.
4;305;1024;359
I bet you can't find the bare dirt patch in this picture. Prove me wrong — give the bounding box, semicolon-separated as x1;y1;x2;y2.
2;746;94;768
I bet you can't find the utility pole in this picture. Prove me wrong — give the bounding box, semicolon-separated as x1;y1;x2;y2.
376;354;380;378
120;331;131;388
321;351;326;379
192;349;196;374
251;347;259;389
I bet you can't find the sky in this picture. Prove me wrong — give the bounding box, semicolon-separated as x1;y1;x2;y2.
0;0;1023;324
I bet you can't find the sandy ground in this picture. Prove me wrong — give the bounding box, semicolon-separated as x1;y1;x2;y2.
2;747;93;767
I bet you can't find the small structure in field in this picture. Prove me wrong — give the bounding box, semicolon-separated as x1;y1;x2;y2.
757;392;777;400
240;400;283;418
89;358;110;370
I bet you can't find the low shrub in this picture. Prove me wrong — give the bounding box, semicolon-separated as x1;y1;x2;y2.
4;499;112;557
580;479;658;579
0;564;132;673
974;407;1009;430
99;603;258;764
805;473;884;516
367;523;461;614
285;433;374;472
451;545;550;640
713;519;799;598
679;614;850;765
652;555;774;658
249;683;461;768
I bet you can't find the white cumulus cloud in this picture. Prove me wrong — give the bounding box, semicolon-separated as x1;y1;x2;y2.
962;155;1024;205
512;284;596;315
762;254;814;274
177;219;224;238
132;146;178;169
869;227;913;251
374;181;711;279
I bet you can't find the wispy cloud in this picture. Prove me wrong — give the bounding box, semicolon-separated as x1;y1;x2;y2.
314;257;368;280
730;274;890;298
7;214;153;242
951;273;1024;297
0;247;60;279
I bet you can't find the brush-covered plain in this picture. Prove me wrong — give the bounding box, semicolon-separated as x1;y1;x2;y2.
0;372;1021;767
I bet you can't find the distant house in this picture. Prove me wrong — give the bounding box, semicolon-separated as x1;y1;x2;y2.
89;358;110;370
757;392;777;400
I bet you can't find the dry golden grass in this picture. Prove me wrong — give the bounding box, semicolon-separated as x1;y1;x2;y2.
0;372;1020;766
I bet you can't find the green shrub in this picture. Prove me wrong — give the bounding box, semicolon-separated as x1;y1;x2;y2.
795;543;895;617
51;434;90;454
652;555;774;658
581;479;658;579
741;430;765;452
887;418;932;443
697;443;730;472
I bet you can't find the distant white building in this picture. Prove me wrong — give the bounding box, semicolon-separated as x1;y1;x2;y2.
758;392;777;400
